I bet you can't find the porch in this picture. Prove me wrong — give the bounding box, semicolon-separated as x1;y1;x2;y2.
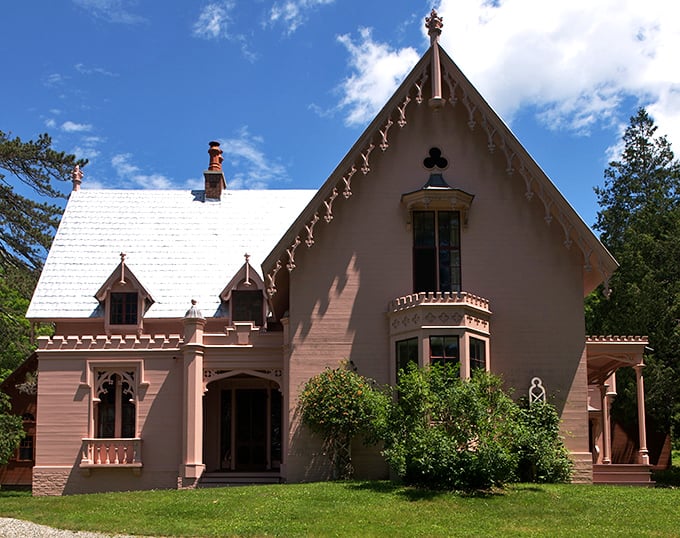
587;336;653;485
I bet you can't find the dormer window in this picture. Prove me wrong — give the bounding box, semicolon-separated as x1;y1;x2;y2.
95;253;154;336
220;254;268;329
110;292;139;325
231;289;264;326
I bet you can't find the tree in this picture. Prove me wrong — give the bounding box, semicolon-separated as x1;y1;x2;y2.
0;131;85;273
0;131;84;374
0;390;24;466
587;108;680;439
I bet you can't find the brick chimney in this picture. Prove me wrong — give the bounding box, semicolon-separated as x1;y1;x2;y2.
204;141;226;200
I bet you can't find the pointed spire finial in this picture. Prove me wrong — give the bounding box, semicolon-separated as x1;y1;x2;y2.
425;9;443;46
71;164;83;192
119;252;127;284
244;253;252;286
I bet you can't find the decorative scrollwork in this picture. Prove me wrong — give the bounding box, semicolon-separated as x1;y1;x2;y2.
323;188;339;223
305;213;320;247
397;95;411;127
414;71;429;104
360;143;375;175
266;260;282;298
286;236;301;272
481;116;497;153
342;166;357;199
443;71;458;106
95;370;136;402
379;119;393;152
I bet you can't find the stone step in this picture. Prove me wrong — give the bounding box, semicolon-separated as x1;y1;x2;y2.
199;472;282;487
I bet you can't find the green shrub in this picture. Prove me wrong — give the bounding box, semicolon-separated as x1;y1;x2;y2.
299;362;388;479
381;364;519;490
513;400;572;483
380;364;571;490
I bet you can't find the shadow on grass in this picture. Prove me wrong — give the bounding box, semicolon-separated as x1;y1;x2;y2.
652;466;680;488
345;480;523;501
0;489;31;498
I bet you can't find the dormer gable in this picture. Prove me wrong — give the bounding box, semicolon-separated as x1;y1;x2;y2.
219;255;267;328
95;253;154;336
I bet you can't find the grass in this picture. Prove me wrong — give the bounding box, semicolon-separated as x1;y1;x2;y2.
1;481;680;537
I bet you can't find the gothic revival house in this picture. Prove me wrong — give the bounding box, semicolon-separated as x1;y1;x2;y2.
26;11;652;495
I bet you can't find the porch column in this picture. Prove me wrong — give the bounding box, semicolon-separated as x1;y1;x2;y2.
633;364;650;465
180;300;206;483
599;381;612;464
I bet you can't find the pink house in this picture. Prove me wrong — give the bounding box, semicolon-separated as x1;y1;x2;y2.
26;11;652;495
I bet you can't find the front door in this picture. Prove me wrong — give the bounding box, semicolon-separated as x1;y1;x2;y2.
235;389;267;470
217;386;282;472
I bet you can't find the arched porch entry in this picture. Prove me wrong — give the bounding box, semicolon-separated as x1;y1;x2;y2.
203;370;282;474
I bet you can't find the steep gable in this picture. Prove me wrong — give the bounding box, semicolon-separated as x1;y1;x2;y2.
262;40;616;305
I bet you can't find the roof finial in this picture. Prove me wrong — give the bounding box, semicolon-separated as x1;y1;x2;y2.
426;9;445;109
244;253;252;286
119;252;127;284
71;164;83;192
425;9;443;46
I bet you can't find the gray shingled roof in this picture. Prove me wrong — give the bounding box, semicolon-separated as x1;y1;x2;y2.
26;189;315;320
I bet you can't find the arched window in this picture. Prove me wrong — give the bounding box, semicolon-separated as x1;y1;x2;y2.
95;371;136;438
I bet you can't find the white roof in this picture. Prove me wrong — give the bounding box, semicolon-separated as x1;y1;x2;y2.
27;189;315;319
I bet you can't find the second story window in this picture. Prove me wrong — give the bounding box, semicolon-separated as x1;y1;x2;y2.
110;292;138;325
413;210;461;293
231;290;264;327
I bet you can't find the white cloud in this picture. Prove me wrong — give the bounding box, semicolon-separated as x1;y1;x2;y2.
72;0;145;24
219;127;289;189
45;119;57;129
44;73;67;87
193;1;234;39
336;28;419;126
61;121;93;133
433;0;680;145
270;0;335;34
111;153;174;189
75;63;118;77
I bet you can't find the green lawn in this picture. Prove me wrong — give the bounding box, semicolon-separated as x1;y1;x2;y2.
1;481;679;537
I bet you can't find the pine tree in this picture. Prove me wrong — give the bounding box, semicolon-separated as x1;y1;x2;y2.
0;131;85;374
587;108;680;439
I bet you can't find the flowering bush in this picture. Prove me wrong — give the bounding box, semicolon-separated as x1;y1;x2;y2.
299;363;387;479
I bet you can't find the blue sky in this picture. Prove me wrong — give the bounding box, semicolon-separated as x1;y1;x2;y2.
2;0;679;230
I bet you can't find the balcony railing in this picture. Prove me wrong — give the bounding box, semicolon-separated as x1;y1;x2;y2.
80;438;142;469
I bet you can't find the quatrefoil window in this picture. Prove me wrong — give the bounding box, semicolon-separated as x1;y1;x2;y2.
423;147;448;170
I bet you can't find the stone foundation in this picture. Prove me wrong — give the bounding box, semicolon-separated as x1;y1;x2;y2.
570;452;593;483
32;467;70;496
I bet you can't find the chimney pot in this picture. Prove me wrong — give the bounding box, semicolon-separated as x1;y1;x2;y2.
204;141;227;200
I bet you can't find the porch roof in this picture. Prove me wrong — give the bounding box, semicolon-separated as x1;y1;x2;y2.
586;335;649;385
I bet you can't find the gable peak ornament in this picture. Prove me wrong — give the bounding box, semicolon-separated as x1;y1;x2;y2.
425;9;443;45
425;9;445;109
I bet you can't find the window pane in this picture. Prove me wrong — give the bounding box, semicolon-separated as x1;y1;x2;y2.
396;338;418;376
438;212;461;292
413;212;435;247
470;337;487;371
232;290;264;326
430;336;444;358
110;292;138;325
430;335;459;368
18;436;33;461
